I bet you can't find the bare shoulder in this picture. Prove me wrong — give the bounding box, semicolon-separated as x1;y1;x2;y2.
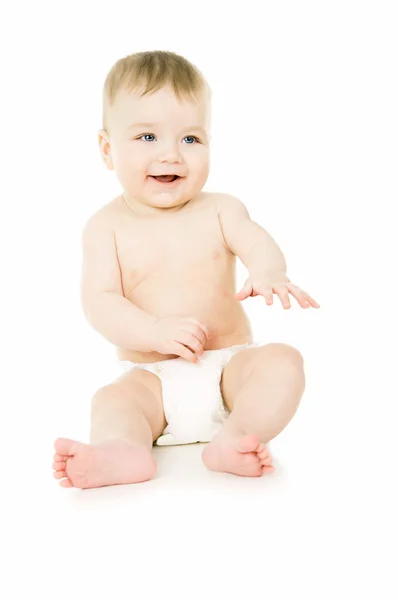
198;191;245;211
206;191;250;218
204;191;245;208
81;196;123;235
82;192;245;231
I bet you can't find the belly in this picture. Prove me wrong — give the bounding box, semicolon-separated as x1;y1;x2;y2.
117;275;253;363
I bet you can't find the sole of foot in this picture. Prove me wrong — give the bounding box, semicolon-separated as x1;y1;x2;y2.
52;437;157;489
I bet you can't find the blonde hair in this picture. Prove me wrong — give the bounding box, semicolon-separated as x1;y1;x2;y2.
102;50;210;130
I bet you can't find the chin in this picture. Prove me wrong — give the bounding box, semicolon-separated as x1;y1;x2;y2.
149;192;190;205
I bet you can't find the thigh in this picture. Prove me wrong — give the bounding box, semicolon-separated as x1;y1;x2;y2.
220;343;304;412
220;346;261;411
108;367;167;438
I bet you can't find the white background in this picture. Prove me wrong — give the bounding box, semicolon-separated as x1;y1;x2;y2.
2;1;397;598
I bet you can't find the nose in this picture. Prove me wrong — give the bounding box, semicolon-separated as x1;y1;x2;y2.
157;142;183;164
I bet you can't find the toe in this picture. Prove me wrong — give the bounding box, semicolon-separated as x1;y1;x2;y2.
261;464;275;474
54;453;67;462
53;461;66;471
235;434;261;454
258;449;272;465
256;444;273;466
54;438;77;457
59;478;74;488
257;448;268;459
239;455;263;477
53;470;67;479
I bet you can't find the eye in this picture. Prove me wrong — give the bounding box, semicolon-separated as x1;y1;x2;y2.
183;136;199;144
137;133;156;142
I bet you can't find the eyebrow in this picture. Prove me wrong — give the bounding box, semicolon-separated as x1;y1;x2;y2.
127;122;156;130
127;122;207;136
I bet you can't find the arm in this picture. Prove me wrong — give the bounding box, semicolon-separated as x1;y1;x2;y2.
217;194;288;279
80;214;157;351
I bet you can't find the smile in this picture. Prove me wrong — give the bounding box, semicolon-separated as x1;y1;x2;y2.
148;175;182;186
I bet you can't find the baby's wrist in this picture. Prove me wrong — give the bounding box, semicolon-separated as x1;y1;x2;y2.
146;316;161;349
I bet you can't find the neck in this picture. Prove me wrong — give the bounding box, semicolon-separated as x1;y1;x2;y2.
121;193;190;217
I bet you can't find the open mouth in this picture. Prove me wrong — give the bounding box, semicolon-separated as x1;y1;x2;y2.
149;175;180;183
150;175;179;183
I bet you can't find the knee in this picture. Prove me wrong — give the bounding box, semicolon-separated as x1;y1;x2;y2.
260;343;304;371
249;345;305;394
90;385;116;409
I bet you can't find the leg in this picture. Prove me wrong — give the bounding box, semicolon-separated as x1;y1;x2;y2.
90;369;166;449
202;343;305;477
52;368;167;489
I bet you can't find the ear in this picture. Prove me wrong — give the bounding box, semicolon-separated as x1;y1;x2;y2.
98;129;114;170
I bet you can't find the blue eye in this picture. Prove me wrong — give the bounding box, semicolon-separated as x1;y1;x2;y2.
183;136;198;144
138;134;156;142
136;134;199;143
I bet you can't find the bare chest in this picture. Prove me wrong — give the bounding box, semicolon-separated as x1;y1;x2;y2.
114;204;232;302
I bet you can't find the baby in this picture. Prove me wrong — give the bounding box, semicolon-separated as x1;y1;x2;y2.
53;51;320;489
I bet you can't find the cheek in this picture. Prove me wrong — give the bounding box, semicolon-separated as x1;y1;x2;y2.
118;145;150;172
185;148;209;172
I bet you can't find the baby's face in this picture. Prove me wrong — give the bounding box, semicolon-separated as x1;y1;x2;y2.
102;86;211;211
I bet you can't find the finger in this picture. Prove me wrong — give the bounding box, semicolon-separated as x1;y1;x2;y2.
306;296;320;308
177;332;203;355
235;289;247;300
171;342;198;364
186;323;207;346
286;284;320;308
187;318;211;339
273;285;291;308
259;286;274;305
235;281;252;301
285;284;310;308
182;325;206;351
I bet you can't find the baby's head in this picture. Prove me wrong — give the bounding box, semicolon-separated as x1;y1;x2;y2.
99;51;211;214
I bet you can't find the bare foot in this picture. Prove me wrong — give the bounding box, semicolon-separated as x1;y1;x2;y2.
52;438;157;489
202;433;275;477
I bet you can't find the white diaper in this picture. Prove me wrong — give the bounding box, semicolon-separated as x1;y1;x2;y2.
117;342;258;446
